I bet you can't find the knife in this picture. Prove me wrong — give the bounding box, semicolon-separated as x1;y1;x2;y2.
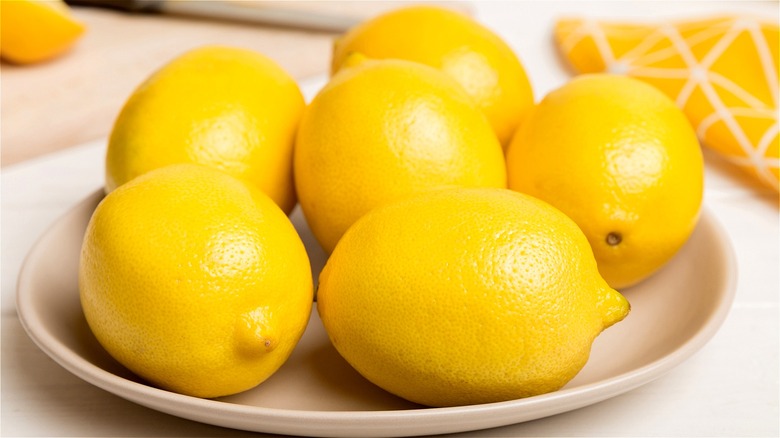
64;0;360;32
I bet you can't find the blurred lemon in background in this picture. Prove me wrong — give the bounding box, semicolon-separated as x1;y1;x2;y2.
106;45;304;214
318;187;630;407
294;56;506;253
80;164;313;398
507;74;704;289
0;0;85;64
331;5;534;147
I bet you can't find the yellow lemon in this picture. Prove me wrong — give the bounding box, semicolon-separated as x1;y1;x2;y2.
294;56;506;253
79;164;313;398
106;45;304;214
0;0;85;64
554;16;780;192
331;5;534;147
506;74;704;289
318;188;629;407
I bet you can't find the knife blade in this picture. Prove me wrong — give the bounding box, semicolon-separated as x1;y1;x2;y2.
64;0;360;32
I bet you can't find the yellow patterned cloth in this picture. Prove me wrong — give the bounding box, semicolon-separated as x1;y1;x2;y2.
554;16;779;192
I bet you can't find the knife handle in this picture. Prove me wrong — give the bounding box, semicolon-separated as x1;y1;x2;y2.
63;0;163;12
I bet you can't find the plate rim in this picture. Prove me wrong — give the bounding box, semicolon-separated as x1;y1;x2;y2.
15;189;738;437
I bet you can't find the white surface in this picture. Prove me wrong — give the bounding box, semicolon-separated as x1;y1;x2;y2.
2;1;778;437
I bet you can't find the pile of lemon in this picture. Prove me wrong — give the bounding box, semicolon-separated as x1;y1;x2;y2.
78;6;703;407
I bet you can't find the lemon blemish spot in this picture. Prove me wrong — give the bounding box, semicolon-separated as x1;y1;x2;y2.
606;232;622;246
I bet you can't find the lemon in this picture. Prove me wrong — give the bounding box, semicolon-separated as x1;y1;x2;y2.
506;74;704;289
106;45;304;214
79;164;313;398
0;0;85;64
294;56;506;253
331;5;534;147
317;188;630;407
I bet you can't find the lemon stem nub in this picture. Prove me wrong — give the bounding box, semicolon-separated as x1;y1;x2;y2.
236;308;278;356
606;232;622;246
342;52;370;69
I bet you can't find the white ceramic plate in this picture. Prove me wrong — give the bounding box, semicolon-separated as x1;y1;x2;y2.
17;190;736;437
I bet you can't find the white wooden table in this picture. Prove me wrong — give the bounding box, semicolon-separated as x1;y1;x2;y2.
2;2;778;436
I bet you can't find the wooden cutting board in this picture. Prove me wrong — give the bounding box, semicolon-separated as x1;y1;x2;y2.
0;1;471;166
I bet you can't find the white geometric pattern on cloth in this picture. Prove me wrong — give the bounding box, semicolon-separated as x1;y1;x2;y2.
559;17;779;191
